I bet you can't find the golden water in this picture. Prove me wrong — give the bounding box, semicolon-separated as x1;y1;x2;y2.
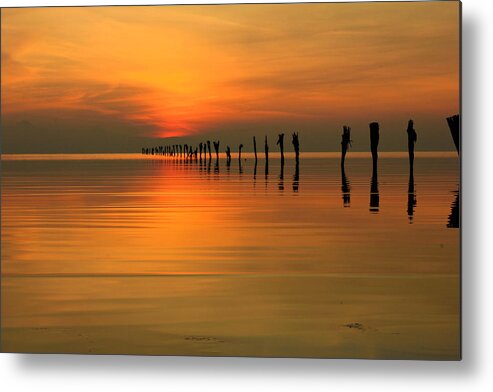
1;152;460;359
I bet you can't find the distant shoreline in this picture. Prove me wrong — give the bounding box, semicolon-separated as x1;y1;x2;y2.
1;151;458;161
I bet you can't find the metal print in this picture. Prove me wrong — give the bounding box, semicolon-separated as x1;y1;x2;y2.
0;1;461;359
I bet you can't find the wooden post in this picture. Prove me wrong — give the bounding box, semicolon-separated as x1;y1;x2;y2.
253;136;258;162
213;141;220;161
226;146;231;166
446;114;460;154
264;136;269;176
292;132;300;164
407;120;417;173
277;133;285;164
238;144;243;162
207;140;212;160
341;126;351;168
369;122;379;173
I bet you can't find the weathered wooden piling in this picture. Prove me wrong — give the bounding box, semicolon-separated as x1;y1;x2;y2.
253;136;258;163
199;142;203;160
277;133;285;164
407;120;417;172
264;136;269;176
213;141;220;160
341;126;351;168
238;144;243;162
207;140;212;160
226;146;232;166
369;122;379;172
292;132;300;164
446;114;460;154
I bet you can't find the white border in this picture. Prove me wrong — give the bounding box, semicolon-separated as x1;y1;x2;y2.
2;1;493;391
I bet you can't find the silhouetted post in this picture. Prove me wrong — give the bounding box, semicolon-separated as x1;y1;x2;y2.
292;132;300;164
199;143;203;161
341;126;351;168
407;172;416;223
253;136;258;163
369;122;379;173
194;147;198;161
407;120;417;173
341;166;350;207
238;144;243;162
265;136;269;177
446;114;460;154
180;145;183;157
213;141;220;160
277;133;285;165
226;146;231;166
207;140;212;160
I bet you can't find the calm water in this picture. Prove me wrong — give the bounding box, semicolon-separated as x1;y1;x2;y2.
1;152;460;359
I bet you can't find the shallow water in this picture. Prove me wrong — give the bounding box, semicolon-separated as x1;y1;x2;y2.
1;152;460;359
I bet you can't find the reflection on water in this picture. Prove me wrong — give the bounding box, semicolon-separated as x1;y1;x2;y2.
407;173;417;223
293;161;300;193
1;152;460;359
369;169;379;213
279;160;284;191
448;187;460;229
341;166;350;207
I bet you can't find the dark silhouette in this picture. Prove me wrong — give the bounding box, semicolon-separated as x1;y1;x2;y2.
341;166;350;207
253;136;258;163
369;122;379;173
407;172;417;223
293;160;299;192
199;142;203;160
265;136;269;176
277;133;285;164
447;114;460;154
292;132;300;164
226;146;231;166
370;170;379;213
341;126;352;168
407;120;417;173
238;143;243;162
213;141;220;160
447;187;460;228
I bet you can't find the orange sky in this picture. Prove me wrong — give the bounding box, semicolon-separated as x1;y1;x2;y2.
1;2;460;152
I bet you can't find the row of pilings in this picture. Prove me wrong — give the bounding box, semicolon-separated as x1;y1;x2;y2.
142;115;459;172
141;132;301;168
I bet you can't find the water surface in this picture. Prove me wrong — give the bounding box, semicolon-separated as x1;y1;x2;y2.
1;152;460;359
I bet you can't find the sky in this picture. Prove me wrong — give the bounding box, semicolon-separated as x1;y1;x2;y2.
1;2;460;153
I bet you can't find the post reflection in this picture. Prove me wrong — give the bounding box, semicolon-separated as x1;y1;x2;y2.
279;160;284;191
293;161;300;192
370;167;379;213
407;172;417;223
447;186;460;228
341;166;350;207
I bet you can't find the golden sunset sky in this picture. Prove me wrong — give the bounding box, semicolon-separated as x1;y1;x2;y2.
1;2;460;153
